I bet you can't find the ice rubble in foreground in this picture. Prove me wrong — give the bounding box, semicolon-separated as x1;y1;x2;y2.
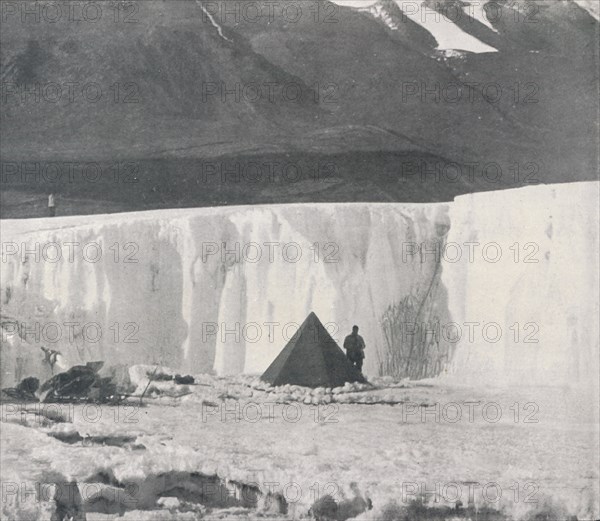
1;368;598;520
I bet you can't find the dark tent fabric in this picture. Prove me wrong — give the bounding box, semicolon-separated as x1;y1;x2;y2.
261;312;366;388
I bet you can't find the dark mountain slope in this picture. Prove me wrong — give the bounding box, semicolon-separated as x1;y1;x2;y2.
0;0;597;217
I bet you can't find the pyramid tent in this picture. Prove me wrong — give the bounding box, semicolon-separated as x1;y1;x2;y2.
261;312;366;388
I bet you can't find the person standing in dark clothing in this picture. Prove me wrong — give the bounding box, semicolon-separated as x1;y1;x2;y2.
343;325;366;373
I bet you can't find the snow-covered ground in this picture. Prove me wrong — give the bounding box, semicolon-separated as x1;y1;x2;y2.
1;371;598;520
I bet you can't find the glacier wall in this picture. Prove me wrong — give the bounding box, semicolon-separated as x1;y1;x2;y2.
1;182;598;388
445;182;599;386
0;203;451;386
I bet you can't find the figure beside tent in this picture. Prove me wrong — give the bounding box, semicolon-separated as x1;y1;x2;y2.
343;325;366;374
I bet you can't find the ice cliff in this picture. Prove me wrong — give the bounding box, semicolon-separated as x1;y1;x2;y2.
445;182;599;387
1;182;598;388
0;202;451;384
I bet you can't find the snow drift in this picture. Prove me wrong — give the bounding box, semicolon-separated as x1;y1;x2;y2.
1;182;598;388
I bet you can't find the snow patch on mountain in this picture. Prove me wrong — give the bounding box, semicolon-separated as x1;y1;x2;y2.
574;0;600;20
195;0;233;42
358;1;401;30
393;0;498;52
333;0;498;53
